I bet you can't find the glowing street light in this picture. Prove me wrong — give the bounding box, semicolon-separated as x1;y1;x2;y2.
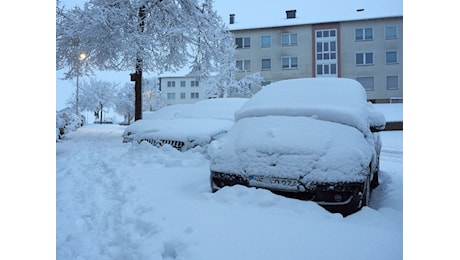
79;52;87;60
76;52;87;115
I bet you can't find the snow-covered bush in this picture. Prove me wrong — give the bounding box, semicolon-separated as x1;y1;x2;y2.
56;109;84;140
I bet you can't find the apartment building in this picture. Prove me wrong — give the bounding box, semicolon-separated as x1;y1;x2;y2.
218;0;403;103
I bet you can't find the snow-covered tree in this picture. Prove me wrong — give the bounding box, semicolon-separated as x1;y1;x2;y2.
235;72;264;97
203;37;263;98
56;0;233;121
142;77;166;111
114;79;166;125
114;83;135;124
56;3;93;81
70;78;117;124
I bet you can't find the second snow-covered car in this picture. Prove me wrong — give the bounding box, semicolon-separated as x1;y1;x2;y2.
125;98;249;152
208;78;386;216
122;104;192;143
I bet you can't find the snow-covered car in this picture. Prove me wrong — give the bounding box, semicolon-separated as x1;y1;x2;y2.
124;98;249;152
122;104;192;143
208;78;386;216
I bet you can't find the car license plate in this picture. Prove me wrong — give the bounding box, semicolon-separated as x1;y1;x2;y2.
249;175;298;191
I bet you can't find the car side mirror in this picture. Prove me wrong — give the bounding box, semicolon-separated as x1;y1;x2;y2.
370;124;385;132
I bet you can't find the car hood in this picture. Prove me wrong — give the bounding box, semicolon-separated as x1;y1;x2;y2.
208;116;376;183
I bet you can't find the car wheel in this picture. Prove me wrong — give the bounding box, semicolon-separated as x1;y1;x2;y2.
339;175;371;216
371;159;380;189
210;176;219;193
362;176;371;207
331;193;362;217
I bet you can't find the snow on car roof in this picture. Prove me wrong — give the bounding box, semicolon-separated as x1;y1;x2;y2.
177;98;249;121
124;104;193;136
143;104;192;120
234;78;385;133
140;118;234;144
125;98;248;135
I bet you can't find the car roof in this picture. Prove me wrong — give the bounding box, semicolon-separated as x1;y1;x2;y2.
177;98;249;121
143;104;193;120
125;98;249;138
234;78;385;133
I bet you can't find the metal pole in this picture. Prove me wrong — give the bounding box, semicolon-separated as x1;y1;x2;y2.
76;68;79;115
76;52;87;115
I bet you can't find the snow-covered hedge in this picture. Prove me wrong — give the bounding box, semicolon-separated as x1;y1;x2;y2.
56;109;84;141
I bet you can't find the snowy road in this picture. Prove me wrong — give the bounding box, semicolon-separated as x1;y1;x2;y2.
56;124;403;260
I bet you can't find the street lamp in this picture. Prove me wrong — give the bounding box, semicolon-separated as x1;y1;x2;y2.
76;52;87;115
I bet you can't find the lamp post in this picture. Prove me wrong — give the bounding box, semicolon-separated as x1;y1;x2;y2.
76;52;87;115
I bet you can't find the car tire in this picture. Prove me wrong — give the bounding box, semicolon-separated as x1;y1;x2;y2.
371;159;380;189
333;176;371;216
362;176;371;207
332;193;362;217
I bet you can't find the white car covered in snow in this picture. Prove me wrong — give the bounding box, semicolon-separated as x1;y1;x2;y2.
208;78;386;216
122;104;192;143
124;98;249;152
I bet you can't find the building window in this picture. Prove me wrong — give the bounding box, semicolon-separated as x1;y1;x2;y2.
167;93;176;100
261;35;271;48
282;56;298;69
191;92;199;99
316;64;337;76
316;41;337;60
261;58;271;70
236;59;251;71
167;81;175;87
191;80;199;87
386;76;399;90
236;37;250;48
316;30;336;38
281;33;298;46
356;77;375;90
315;29;337;77
180;92;186;99
385;26;398;39
180;81;186;87
356;52;374;65
386;50;398;64
355;28;373;41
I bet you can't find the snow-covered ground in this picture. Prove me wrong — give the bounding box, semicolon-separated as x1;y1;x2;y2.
56;122;402;260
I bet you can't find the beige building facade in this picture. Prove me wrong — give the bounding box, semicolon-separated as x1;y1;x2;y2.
231;16;403;103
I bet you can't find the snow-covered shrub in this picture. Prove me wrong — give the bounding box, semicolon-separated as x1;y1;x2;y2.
56;109;84;140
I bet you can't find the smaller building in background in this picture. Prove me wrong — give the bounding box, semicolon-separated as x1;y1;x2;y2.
159;76;205;105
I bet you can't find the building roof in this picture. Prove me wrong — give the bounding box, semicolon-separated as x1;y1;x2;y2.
213;0;403;31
